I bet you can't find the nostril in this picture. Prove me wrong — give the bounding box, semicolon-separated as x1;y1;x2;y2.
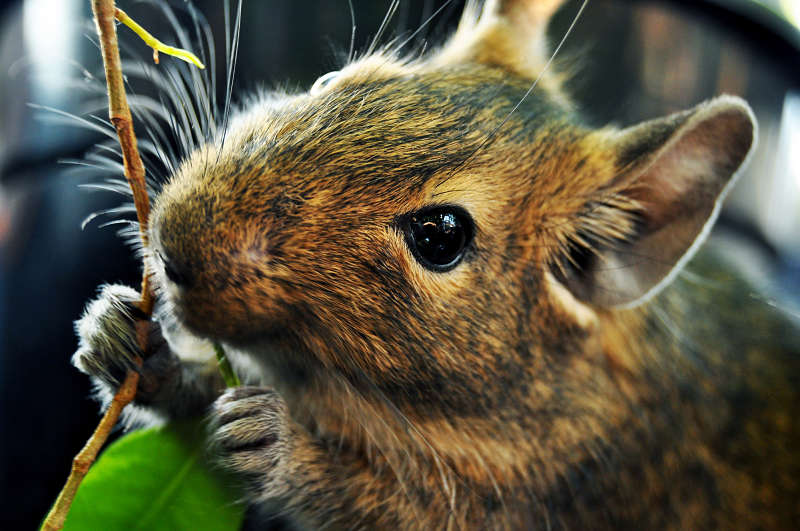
158;251;193;288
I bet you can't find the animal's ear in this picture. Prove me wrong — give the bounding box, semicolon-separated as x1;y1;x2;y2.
434;0;567;78
558;96;756;308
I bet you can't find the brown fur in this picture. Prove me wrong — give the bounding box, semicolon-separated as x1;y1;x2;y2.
74;1;799;529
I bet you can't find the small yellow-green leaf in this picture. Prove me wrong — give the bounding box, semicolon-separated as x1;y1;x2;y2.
115;7;206;69
63;421;244;531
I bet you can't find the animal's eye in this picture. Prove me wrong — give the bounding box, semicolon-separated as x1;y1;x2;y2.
401;206;474;272
310;70;340;94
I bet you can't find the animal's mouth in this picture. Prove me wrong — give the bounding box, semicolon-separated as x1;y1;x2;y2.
151;270;295;350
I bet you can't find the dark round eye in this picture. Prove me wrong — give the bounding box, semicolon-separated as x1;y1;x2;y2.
402;206;473;272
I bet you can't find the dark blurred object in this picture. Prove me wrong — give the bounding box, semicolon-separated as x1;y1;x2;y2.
1;0;798;529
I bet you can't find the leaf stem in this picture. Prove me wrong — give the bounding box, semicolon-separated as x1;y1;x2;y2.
214;343;241;388
115;7;205;69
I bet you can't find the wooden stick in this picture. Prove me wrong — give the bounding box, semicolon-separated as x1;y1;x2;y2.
41;1;152;528
40;362;140;531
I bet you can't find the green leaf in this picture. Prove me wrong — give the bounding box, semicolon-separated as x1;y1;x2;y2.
63;420;245;531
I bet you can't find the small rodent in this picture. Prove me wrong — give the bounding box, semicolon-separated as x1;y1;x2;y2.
73;1;800;529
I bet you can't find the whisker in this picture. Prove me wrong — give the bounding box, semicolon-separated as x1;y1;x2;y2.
219;0;243;156
335;373;429;527
63;161;124;181
155;1;213;141
97;218;137;230
189;5;218;139
81;205;137;230
347;0;357;64
79;180;134;195
368;0;401;57
343;366;470;530
395;0;456;52
442;0;590;183
471;449;512;527
29;104;116;139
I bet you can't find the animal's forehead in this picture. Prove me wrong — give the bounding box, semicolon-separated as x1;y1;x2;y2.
216;65;571;184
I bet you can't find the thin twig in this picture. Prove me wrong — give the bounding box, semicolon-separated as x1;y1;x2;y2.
41;1;153;528
40;360;141;531
42;1;232;527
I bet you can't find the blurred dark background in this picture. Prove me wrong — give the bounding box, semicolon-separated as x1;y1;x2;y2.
1;0;798;528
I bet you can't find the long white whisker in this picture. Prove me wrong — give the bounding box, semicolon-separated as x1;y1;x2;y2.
219;0;243;156
347;0;357;63
81;205;137;230
155;1;212;141
396;0;456;52
368;0;401;57
29;104;116;139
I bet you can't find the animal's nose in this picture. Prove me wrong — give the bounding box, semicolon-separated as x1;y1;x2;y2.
158;250;194;289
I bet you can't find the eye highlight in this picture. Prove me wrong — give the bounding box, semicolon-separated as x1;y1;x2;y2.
400;206;474;272
310;71;340;95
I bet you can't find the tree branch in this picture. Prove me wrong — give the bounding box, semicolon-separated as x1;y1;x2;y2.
42;2;233;527
41;1;152;528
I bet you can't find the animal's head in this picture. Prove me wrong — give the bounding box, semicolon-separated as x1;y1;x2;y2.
149;0;755;409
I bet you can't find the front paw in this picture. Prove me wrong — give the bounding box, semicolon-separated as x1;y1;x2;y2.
210;387;291;497
72;284;178;402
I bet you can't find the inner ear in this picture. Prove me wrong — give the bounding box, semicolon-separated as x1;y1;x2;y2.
558;95;756;308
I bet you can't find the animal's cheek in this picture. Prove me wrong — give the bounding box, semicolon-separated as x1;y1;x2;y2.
544;271;599;332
